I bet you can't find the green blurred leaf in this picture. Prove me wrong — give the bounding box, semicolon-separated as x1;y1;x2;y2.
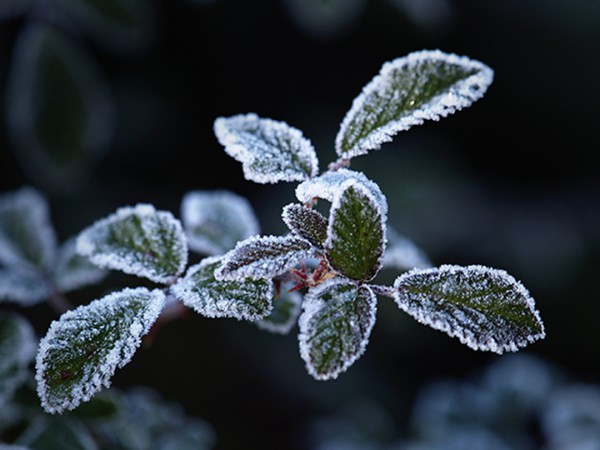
0;268;50;306
17;417;97;450
53;237;107;293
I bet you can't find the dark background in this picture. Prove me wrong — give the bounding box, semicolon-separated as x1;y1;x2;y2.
1;1;599;448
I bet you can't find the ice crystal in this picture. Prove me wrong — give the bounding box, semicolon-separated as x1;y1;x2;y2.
35;287;165;414
281;203;328;247
393;265;545;353
214;113;319;184
255;286;302;334
77;204;188;284
53;237;108;293
171;256;273;321
299;279;377;380
181;190;259;255
335;50;494;159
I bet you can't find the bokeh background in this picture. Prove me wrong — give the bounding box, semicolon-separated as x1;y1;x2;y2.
1;0;599;448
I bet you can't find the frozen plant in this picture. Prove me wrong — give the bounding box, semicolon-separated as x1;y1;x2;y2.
0;50;545;414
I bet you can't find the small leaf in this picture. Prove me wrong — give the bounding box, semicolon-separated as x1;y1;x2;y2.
171;256;273;321
216;235;314;281
181;190;259;256
255;286;302;334
214;113;319;184
383;227;432;272
0;187;57;270
393;265;545;353
53;237;108;293
298;279;377;380
35;287;165;414
281;203;328;247
0;268;50;306
335;50;494;159
325;180;386;282
77;204;188;284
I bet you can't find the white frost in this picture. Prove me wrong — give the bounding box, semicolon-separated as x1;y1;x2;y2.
255;287;302;334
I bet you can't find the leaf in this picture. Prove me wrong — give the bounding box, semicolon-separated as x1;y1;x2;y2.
77;204;188;284
0;268;50;306
298;279;377;380
383;227;432;272
171;256;273;321
281;203;328;247
392;265;546;353
35;287;165;414
5;23;115;191
53;237;108;293
325;180;386;282
255;286;302;334
181;190;259;256
0;187;57;270
216;234;314;281
335;50;494;159
295;168;388;216
16;416;98;450
214;113;319;184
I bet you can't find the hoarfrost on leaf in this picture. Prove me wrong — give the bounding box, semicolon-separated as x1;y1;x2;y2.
325;180;386;282
0;268;50;306
255;286;302;334
214;113;319;184
216;234;315;281
393;265;545;353
281;203;328;247
335;50;493;159
53;237;108;293
35;287;166;414
171;256;273;321
298;279;377;380
383;227;432;271
77;204;188;284
181;190;259;255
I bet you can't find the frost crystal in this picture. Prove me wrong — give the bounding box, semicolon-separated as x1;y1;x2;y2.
214;113;319;184
171;256;273;321
35;287;165;414
335;50;494;159
393;265;545;353
77;204;188;284
181;190;259;255
299;279;377;380
255;286;302;334
216;234;315;281
53;237;108;293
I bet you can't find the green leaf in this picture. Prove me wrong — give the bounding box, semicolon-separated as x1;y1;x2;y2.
335;50;493;159
281;203;328;247
171;256;273;321
77;204;188;284
17;417;97;450
325;180;386;282
393;265;546;353
5;23;115;191
255;286;302;334
35;287;165;414
299;279;377;380
214;113;319;184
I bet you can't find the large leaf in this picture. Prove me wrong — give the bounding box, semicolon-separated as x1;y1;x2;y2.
335;50;493;159
0;187;57;270
281;203;328;247
216;234;314;281
5;23;115;191
35;287;165;414
392;265;545;353
325;180;386;282
181;190;259;256
298;279;377;380
171;256;273;321
214;113;319;184
77;204;188;284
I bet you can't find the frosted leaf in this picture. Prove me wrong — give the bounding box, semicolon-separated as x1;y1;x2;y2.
181;190;259;256
295;168;388;216
325;180;386;282
16;417;98;450
255;286;302;334
5;23;115;191
53;237;108;293
171;256;273;321
383;227;432;271
298;279;377;380
0;187;57;270
0;268;50;306
214;113;319;184
216;234;315;281
281;203;328;247
393;265;545;353
77;204;188;284
0;313;37;407
35;287;166;414
335;50;494;159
